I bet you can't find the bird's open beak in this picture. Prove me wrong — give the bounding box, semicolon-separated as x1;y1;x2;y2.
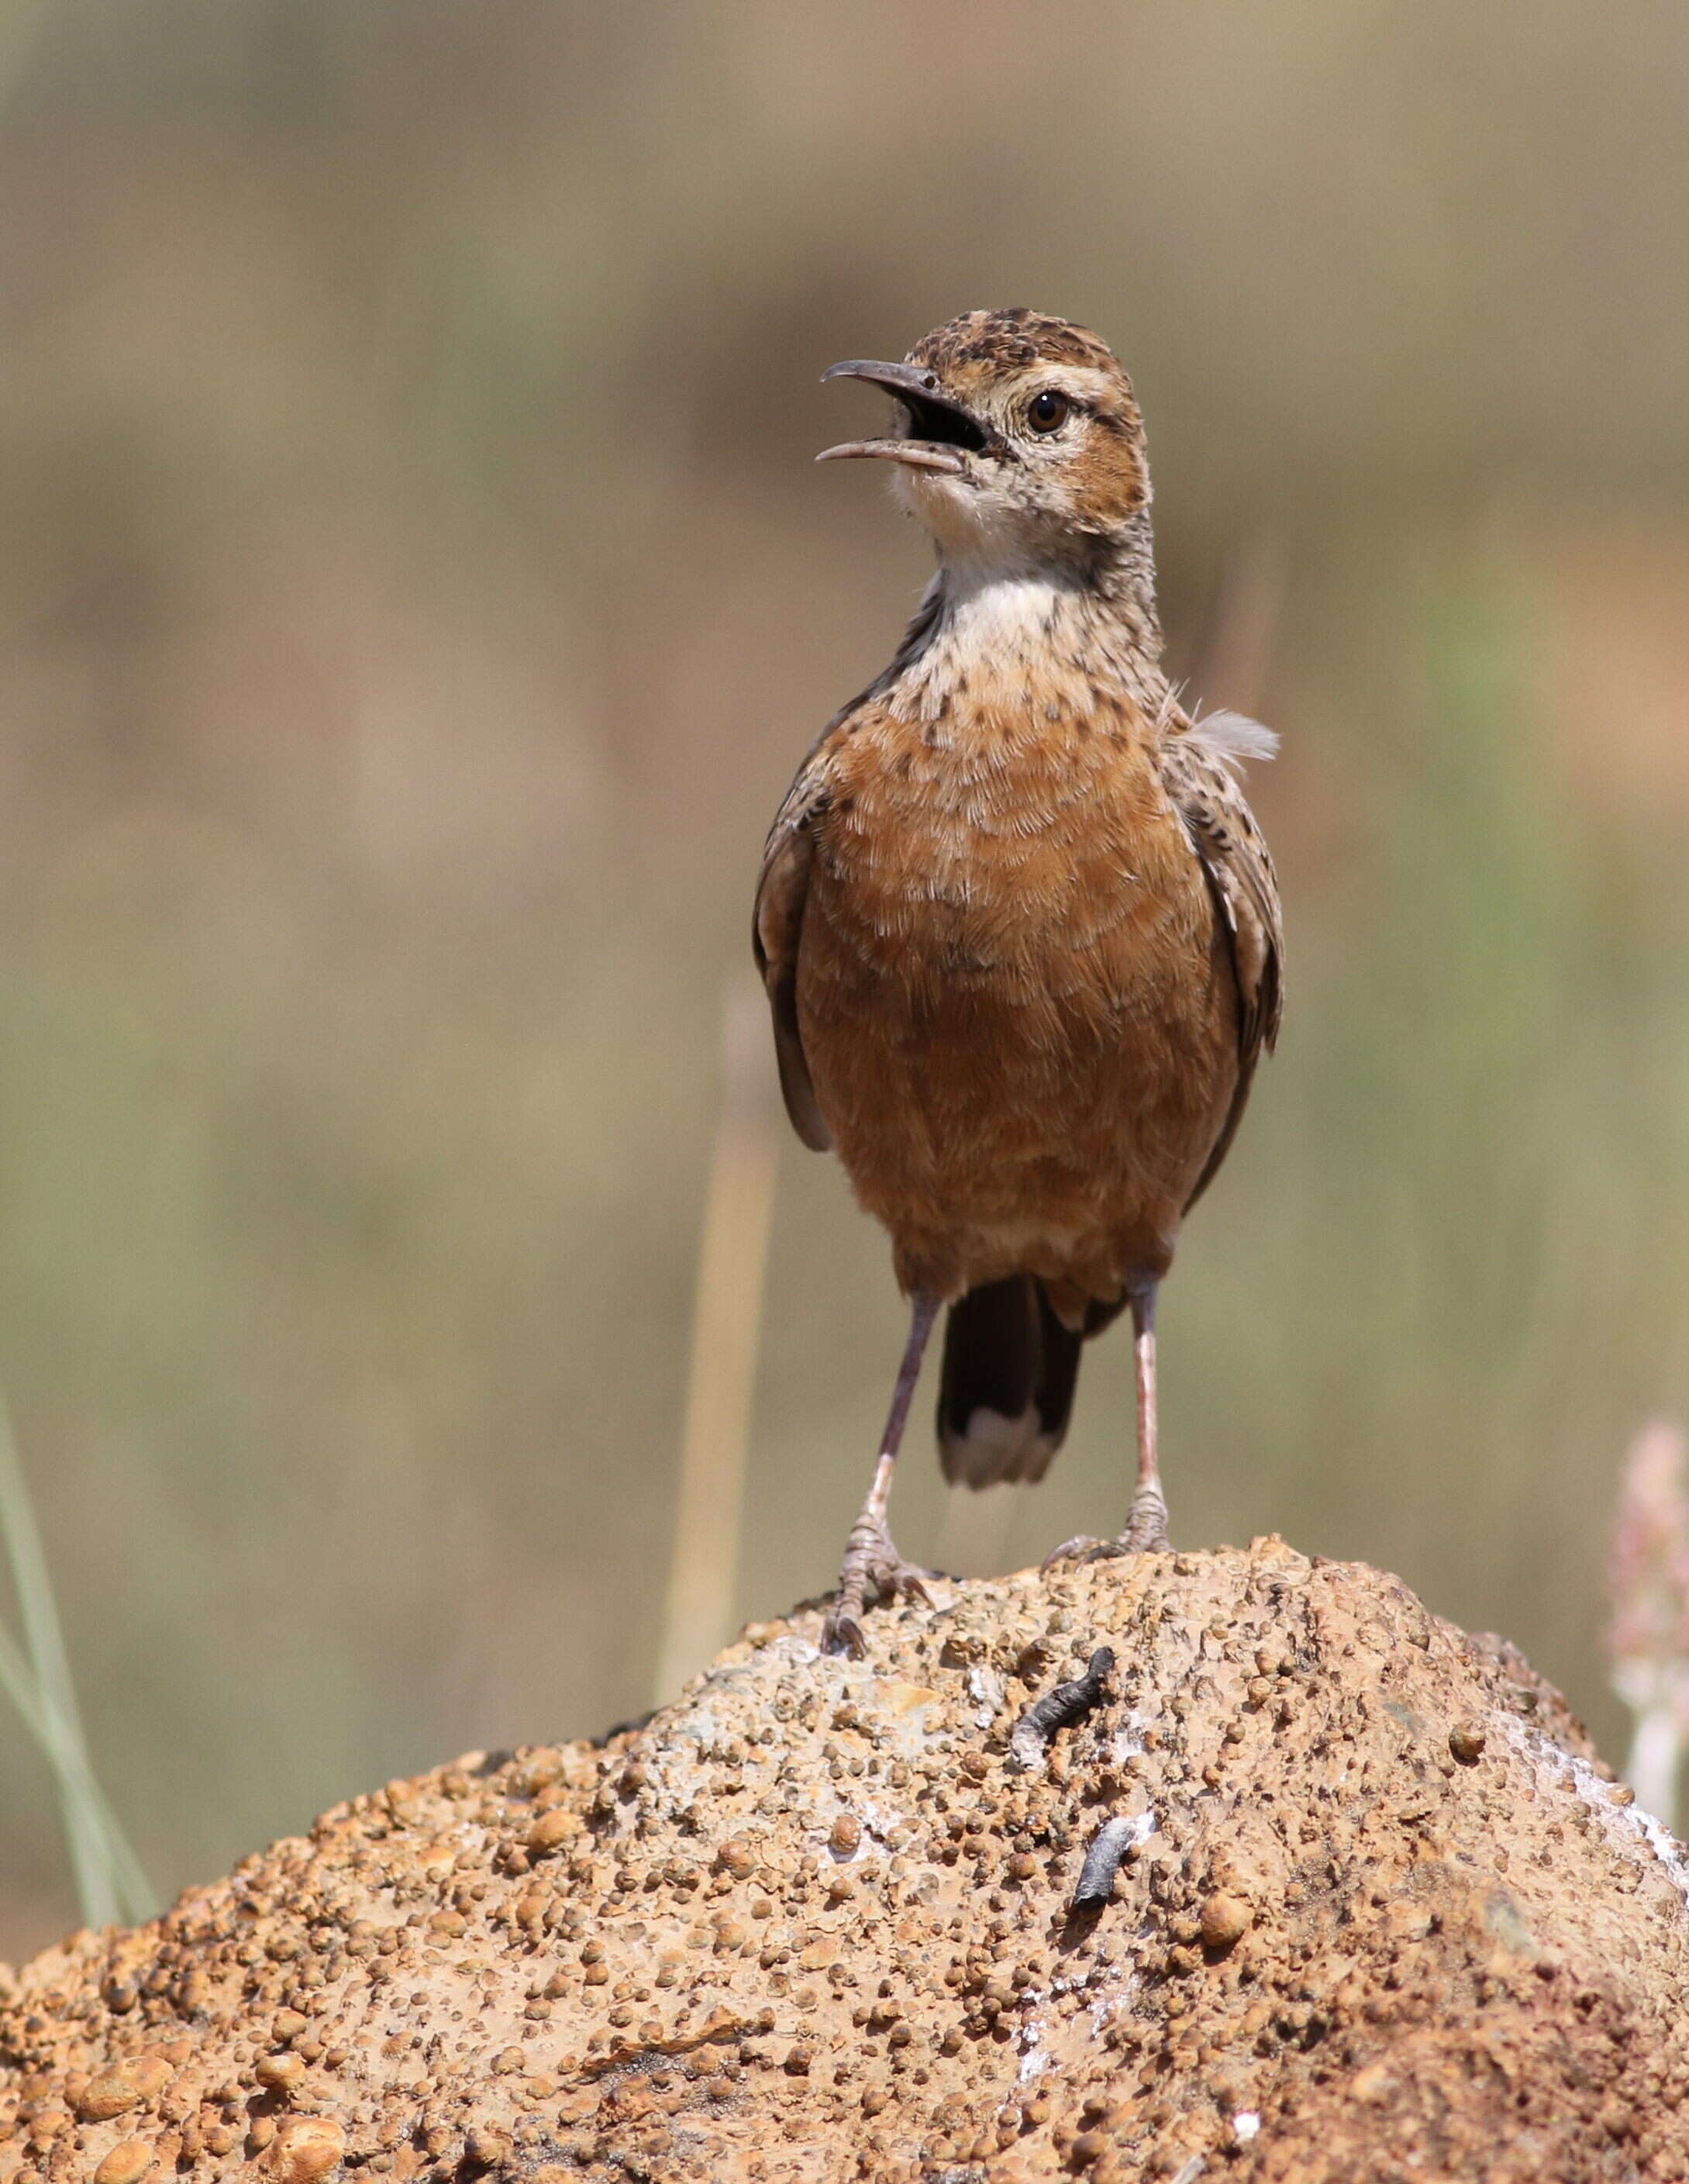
815;359;991;474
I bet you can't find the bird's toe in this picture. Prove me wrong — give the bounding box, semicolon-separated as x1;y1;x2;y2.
1041;1533;1115;1571
822;1521;934;1656
821;1606;867;1659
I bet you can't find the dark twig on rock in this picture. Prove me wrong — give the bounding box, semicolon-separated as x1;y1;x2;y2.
1009;1645;1115;1771
1071;1813;1137;1911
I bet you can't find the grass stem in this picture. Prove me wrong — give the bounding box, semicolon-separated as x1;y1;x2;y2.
0;1398;154;1927
653;974;778;1703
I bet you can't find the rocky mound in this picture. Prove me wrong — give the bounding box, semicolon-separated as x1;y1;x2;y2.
5;1538;1689;2182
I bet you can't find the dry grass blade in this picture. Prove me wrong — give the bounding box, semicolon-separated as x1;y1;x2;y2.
653;973;779;1703
0;1398;153;1927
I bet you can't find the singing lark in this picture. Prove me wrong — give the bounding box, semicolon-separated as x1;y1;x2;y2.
755;309;1283;1656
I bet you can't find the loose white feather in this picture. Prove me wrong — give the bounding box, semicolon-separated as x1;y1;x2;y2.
1184;706;1280;769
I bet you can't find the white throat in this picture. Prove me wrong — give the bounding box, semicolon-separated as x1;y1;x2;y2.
942;568;1071;649
886;564;1165;729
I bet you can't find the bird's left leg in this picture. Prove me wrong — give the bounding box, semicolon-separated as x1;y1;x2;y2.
822;1290;939;1658
1044;1278;1171;1566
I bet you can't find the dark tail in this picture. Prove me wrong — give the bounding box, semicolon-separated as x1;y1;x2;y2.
937;1276;1087;1488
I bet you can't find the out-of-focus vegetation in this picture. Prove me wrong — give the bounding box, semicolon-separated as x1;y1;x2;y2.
2;0;1688;1961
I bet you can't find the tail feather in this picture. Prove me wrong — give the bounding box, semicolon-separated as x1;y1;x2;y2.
937;1276;1085;1488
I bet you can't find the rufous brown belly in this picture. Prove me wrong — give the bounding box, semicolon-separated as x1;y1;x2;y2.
795;707;1239;1318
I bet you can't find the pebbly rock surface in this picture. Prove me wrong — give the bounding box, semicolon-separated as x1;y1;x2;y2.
5;1538;1689;2183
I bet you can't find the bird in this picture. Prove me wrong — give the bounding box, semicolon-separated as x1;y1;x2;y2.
753;308;1283;1658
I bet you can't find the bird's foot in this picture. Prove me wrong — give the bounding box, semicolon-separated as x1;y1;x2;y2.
1043;1483;1170;1571
821;1513;933;1659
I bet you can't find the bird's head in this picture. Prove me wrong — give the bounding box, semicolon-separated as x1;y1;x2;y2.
818;308;1150;576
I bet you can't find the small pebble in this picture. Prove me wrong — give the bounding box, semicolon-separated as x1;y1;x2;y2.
76;2059;171;2124
267;2116;346;2184
1199;1892;1252;1951
93;2140;153;2184
526;1810;581;1856
256;2053;305;2096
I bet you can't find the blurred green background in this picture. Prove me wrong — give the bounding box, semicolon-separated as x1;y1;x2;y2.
3;0;1688;1961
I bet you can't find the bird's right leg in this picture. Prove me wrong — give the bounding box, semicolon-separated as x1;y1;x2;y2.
1043;1278;1170;1566
1118;1278;1170;1549
822;1290;939;1658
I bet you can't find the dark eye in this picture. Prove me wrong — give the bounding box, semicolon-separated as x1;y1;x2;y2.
1026;388;1070;433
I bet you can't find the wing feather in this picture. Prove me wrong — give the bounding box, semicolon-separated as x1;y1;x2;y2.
1158;712;1284;1205
752;769;832;1152
753;580;946;1156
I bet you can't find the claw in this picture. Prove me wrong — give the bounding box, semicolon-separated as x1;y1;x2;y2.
822;1517;932;1655
1042;1534;1145;1571
821;1609;866;1660
1042;1534;1113;1571
1043;1489;1172;1574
